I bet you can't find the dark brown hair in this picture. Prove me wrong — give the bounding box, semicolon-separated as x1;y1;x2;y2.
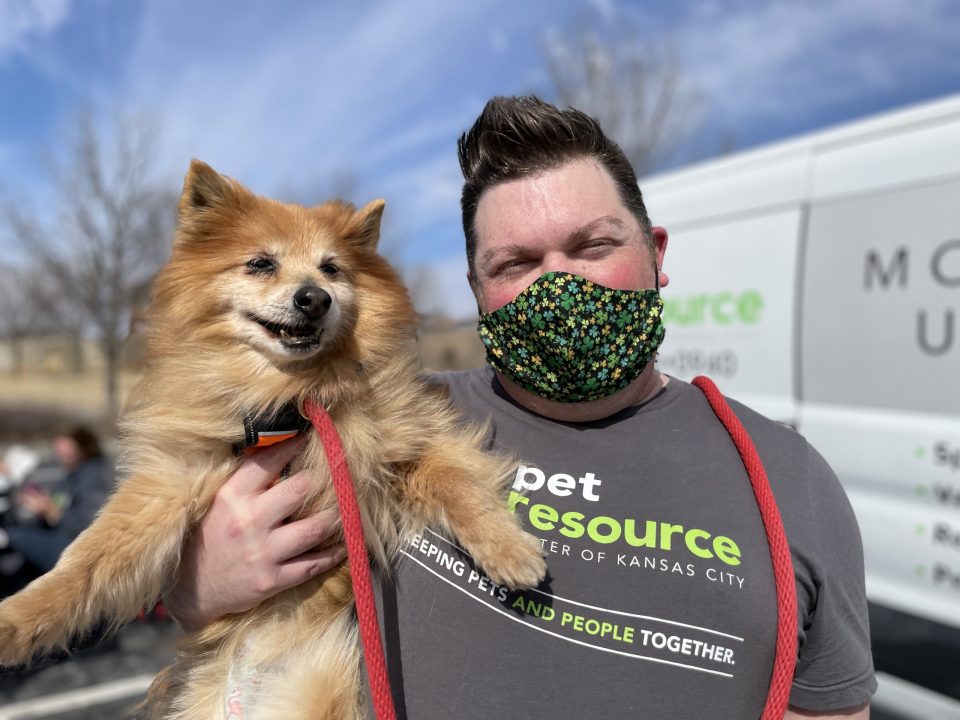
61;426;102;461
458;95;654;276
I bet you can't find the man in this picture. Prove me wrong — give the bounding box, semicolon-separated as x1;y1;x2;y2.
168;97;875;718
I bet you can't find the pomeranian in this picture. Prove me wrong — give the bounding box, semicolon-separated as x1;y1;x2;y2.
0;160;546;719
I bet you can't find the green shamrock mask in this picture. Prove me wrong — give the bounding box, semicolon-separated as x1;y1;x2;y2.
478;271;665;403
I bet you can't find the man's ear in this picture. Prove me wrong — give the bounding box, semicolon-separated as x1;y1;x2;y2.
352;199;386;250
651;226;669;289
178;159;242;222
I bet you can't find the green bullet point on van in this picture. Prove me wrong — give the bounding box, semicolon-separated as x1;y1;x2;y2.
916;524;926;536
915;565;925;577
915;446;925;459
916;485;926;496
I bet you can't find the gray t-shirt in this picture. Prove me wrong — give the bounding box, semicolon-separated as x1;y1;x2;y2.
372;368;876;719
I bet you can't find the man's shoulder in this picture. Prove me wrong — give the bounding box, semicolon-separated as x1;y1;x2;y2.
425;367;495;404
673;376;811;460
703;386;849;531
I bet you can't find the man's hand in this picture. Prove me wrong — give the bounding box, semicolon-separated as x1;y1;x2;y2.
164;436;346;631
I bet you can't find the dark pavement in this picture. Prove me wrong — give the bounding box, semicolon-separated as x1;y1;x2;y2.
0;620;181;720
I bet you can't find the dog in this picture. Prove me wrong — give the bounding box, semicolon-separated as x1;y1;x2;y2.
0;160;547;719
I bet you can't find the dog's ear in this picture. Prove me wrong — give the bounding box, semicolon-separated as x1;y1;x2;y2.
178;160;246;223
351;199;386;250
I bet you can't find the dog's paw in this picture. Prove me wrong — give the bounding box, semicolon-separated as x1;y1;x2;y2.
0;613;31;669
470;526;547;590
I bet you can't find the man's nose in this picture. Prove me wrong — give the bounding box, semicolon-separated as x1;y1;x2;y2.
540;252;580;277
293;284;332;319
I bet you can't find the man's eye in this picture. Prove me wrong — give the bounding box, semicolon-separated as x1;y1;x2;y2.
579;238;612;252
497;258;531;274
247;257;276;273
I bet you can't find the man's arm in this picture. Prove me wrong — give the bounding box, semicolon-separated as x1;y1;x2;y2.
785;703;869;719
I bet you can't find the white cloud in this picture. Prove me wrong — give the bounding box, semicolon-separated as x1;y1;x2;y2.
0;0;71;57
587;0;615;22
363;114;469;168
123;0;505;191
378;150;462;231
676;0;960;124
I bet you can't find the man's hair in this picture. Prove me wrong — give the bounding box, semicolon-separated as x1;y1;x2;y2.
60;426;102;461
458;95;654;276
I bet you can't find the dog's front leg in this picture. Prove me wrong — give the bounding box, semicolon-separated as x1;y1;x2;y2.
400;440;546;590
0;465;218;667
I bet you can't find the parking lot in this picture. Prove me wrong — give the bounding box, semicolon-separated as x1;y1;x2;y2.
0;620;180;720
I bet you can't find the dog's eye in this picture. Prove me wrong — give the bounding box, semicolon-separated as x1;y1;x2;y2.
247;257;276;274
320;263;339;277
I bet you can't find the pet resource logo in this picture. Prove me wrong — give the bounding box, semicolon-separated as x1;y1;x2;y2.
507;464;743;567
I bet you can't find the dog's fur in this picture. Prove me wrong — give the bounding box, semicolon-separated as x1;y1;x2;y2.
0;161;546;719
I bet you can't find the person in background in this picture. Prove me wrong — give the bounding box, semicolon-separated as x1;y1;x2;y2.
0;426;113;585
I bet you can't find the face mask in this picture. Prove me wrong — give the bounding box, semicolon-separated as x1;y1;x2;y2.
478;271;665;403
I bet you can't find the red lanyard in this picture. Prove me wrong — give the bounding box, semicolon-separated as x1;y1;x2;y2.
307;376;797;720
304;400;397;720
693;376;798;719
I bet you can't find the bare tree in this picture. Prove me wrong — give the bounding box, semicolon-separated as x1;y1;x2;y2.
4;110;175;419
542;19;703;177
0;263;39;375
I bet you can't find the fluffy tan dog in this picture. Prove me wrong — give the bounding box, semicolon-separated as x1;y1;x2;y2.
0;161;546;719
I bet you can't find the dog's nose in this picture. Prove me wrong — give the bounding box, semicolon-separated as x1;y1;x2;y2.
293;285;332;319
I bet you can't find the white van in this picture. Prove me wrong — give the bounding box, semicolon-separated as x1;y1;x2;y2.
642;93;960;718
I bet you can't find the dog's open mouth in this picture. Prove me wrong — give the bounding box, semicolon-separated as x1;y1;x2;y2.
249;314;324;350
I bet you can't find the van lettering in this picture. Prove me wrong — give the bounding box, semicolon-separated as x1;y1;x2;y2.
932;238;960;287
864;247;908;290
917;309;954;356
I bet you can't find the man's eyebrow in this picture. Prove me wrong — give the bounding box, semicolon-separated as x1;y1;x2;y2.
568;215;627;243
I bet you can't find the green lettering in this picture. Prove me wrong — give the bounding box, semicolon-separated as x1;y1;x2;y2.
713;535;742;566
711;291;734;325
508;491;529;513
659;523;684;551
737;290;763;324
663;290;765;326
690;295;707;324
587;516;622;544
529;503;559;531
623;518;658;548
559;510;586;539
684;528;714;559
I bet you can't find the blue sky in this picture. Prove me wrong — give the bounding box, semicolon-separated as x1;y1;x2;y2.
2;0;960;317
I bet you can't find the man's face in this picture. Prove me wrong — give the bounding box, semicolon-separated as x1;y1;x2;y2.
470;158;666;313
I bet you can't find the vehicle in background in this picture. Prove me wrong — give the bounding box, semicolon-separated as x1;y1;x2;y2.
643;93;960;719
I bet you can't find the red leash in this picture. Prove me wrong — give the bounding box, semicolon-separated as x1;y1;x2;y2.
304;400;397;720
692;376;797;719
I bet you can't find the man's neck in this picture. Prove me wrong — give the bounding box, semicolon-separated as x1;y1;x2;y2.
495;366;669;423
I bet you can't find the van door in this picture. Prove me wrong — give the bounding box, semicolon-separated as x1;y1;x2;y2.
799;176;960;708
